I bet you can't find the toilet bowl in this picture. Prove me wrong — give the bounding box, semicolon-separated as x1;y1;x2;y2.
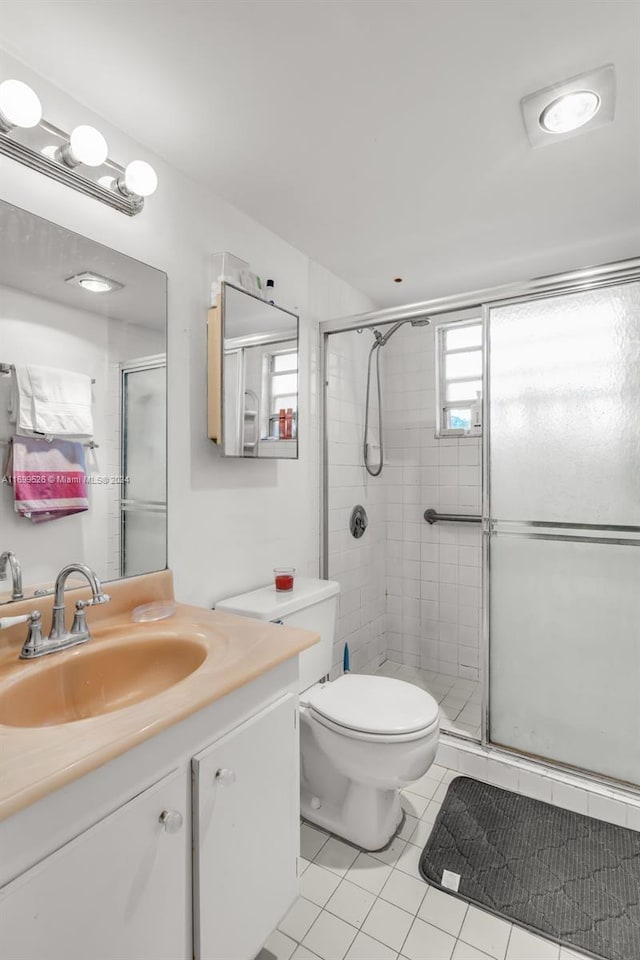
216;578;440;851
300;674;439;849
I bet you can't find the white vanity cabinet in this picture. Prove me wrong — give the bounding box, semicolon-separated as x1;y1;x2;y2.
0;660;301;960
193;693;298;960
0;768;190;960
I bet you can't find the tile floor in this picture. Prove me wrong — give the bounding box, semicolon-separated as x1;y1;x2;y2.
374;660;482;740
258;763;591;960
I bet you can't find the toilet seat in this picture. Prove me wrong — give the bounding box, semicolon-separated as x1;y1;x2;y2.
302;674;440;743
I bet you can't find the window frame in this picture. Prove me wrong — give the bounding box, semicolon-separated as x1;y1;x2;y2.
435;317;483;438
268;346;298;437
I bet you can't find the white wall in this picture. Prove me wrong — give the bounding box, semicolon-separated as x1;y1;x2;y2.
0;54;375;606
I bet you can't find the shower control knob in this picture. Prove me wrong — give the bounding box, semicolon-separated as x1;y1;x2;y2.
215;768;236;787
350;505;368;539
159;810;183;834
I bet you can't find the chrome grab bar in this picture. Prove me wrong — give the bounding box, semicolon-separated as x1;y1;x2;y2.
424;508;481;525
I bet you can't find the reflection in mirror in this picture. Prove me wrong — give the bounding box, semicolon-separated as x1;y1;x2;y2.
208;283;299;459
0;201;167;602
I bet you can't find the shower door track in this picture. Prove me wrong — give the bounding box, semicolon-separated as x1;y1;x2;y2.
320;256;640;793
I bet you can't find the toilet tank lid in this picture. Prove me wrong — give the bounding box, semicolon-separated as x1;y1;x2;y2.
216;577;340;621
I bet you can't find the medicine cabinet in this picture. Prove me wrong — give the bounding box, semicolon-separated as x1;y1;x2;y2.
207;283;299;459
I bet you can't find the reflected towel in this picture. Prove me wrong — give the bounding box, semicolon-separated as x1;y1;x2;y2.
3;436;89;523
9;365;93;439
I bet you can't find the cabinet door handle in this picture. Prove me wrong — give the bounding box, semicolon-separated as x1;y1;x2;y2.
159;809;184;834
215;768;236;787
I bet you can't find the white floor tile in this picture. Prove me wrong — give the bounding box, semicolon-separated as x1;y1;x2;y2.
398;813;418;841
362;898;414;952
300;863;342;907
401;792;430;819
291;947;322;960
345;931;398;960
325;880;376;928
459;907;512;960
558;948;591;960
302;910;358;960
409;816;435;847
279;898;322;942
370;835;407;867
407;772;440;799
314;836;360;876
452;941;496;960
346;852;394;895
421;799;442;824
301;823;330;861
505;926;559;960
380;868;428;915
260;929;297;960
394;841;422;878
418;886;468;937
402;917;457;960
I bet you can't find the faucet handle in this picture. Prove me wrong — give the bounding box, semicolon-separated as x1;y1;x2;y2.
0;612;39;630
71;594;110;636
4;611;45;660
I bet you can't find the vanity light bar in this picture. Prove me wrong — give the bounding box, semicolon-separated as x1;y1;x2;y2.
0;79;158;217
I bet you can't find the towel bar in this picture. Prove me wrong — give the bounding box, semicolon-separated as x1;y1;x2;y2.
0;362;96;385
0;438;99;449
424;508;481;524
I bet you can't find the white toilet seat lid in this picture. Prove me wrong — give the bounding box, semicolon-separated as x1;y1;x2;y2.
304;674;439;736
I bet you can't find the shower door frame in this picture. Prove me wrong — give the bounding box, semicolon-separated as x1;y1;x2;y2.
320;256;640;792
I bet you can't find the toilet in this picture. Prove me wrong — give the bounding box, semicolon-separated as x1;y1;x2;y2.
216;577;440;850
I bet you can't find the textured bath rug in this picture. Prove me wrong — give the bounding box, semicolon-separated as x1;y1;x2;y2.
419;776;640;960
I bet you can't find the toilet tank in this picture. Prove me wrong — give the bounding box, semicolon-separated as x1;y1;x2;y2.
216;578;340;693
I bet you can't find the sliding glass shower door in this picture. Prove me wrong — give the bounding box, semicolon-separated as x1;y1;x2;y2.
487;281;640;785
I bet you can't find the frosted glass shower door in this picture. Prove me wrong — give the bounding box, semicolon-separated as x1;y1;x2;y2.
488;281;640;785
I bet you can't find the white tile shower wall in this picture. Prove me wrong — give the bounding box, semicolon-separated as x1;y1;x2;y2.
326;329;386;677
382;322;482;680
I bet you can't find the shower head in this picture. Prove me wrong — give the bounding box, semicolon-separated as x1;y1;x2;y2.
372;316;431;346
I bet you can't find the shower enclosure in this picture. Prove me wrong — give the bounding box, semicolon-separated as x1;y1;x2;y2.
322;259;640;789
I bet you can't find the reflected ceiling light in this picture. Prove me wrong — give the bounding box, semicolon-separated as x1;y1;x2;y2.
521;64;615;148
0;77;158;215
118;160;158;198
0;79;42;132
65;272;124;294
60;125;109;167
539;90;600;134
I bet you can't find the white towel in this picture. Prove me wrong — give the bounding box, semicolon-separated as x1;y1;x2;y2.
9;365;93;439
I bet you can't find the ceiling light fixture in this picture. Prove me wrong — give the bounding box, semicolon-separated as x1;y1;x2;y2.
0;79;42;132
0;77;158;215
521;64;615;148
539;90;601;134
65;272;124;294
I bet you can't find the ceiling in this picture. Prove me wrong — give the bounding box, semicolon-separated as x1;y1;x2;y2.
0;201;166;328
1;0;638;308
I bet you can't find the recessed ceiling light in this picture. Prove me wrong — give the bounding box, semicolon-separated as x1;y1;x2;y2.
521;64;615;147
65;272;124;294
539;90;600;134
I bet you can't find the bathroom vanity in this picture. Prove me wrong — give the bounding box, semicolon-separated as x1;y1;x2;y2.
0;571;318;960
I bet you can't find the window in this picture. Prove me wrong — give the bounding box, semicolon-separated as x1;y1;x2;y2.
436;319;483;436
269;348;298;437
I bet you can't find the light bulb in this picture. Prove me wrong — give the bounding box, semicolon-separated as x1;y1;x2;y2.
0;79;42;131
79;278;112;293
539;90;600;134
123;160;158;197
66;125;109;166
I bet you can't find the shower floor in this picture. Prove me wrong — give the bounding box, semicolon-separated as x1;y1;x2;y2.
374;659;481;740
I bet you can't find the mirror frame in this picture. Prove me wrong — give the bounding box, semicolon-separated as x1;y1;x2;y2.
207;281;300;459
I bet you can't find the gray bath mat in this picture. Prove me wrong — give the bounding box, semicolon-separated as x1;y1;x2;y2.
419;776;640;960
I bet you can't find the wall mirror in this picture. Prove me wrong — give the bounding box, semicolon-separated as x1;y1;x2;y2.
0;200;167;603
208;282;299;458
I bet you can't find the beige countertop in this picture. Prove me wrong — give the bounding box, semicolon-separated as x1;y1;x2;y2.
0;571;318;821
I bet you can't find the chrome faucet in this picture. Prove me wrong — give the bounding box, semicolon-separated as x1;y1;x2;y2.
19;562;110;659
0;551;24;601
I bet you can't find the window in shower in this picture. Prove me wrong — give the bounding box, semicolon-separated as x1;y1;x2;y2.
269;347;298;436
436;319;483;436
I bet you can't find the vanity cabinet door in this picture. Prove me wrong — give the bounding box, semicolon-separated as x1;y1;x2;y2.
193;693;298;960
0;768;189;960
